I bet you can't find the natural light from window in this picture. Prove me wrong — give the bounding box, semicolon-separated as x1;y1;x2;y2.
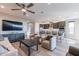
69;22;75;35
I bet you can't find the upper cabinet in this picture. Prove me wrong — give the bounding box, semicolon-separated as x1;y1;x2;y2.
53;21;65;29
39;21;65;29
53;23;58;29
58;21;65;28
40;24;50;29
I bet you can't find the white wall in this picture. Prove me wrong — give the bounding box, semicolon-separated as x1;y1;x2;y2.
0;12;30;34
65;18;79;41
35;22;39;34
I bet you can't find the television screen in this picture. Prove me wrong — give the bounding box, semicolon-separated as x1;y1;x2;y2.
2;20;23;31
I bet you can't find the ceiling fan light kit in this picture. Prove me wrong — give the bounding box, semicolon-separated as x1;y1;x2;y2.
21;9;26;12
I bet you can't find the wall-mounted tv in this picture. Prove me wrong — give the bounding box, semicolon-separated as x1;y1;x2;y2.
2;20;23;31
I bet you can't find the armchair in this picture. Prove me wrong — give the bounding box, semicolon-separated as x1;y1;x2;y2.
41;36;56;51
66;46;79;56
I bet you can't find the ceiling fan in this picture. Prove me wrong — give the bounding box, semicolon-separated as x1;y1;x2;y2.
11;3;35;15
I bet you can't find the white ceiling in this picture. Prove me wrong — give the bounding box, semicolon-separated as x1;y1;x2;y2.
0;3;79;22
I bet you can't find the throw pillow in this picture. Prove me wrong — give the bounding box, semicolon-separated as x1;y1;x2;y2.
46;36;52;40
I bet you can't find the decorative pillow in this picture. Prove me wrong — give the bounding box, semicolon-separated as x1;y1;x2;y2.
0;35;4;41
46;36;52;40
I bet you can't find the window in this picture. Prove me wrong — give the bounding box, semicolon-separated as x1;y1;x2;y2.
27;23;33;35
69;22;75;34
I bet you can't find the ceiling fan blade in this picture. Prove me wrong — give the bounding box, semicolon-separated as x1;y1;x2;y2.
11;9;21;10
27;3;34;8
27;10;35;14
21;4;25;8
16;3;22;7
23;12;26;15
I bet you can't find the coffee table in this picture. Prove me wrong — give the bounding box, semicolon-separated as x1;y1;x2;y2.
19;39;38;56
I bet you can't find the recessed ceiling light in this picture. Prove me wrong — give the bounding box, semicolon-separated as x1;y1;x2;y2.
0;5;5;8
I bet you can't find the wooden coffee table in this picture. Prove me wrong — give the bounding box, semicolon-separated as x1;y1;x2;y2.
19;39;38;56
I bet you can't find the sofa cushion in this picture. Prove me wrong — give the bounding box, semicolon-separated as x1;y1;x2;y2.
0;38;18;56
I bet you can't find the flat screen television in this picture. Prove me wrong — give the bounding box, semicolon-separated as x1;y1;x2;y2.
2;20;23;31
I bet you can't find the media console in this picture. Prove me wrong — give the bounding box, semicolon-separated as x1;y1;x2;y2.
2;33;25;43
